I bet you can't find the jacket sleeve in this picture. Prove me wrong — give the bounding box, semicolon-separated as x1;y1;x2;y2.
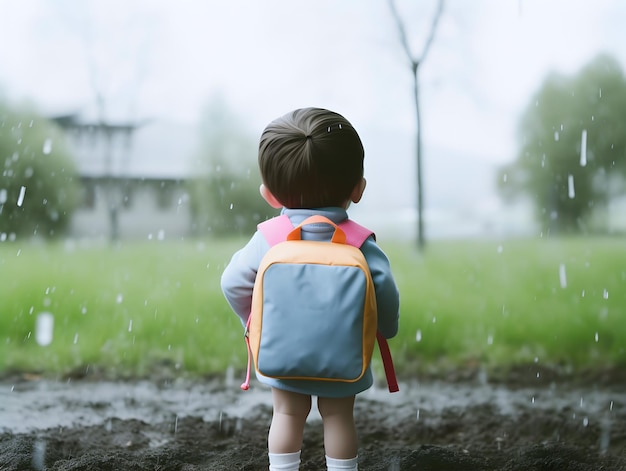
361;238;400;339
220;231;268;326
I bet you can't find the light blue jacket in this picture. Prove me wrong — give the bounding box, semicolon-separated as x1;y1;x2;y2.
221;207;400;397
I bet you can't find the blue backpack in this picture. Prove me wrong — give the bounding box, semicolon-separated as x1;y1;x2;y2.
240;215;398;393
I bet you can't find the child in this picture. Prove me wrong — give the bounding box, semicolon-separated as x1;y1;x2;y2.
221;107;400;471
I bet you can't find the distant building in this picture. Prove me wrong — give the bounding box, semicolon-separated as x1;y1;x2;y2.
51;115;197;241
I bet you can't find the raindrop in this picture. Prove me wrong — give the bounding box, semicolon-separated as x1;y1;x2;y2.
502;173;508;183
610;401;614;411
416;409;420;421
73;333;79;344
128;320;133;332
157;229;165;241
17;185;26;207
559;264;567;288
554;131;560;141
432;316;436;324
31;439;46;470
116;293;123;304
229;203;234;210
531;396;535;404
580;130;587;166
583;417;589;427
0;188;6;204
567;175;575;199
487;335;494;345
24;167;34;178
600;419;611;455
225;365;235;385
595;332;599;343
42;139;52;155
415;329;422;342
497;245;503;254
35;312;54;346
603;289;609;299
81;306;88;315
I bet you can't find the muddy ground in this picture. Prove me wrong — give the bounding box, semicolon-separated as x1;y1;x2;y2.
1;365;626;470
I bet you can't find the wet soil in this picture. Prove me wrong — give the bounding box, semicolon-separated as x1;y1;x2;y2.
1;367;626;470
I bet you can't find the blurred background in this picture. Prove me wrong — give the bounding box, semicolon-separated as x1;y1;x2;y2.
2;0;625;244
2;0;626;387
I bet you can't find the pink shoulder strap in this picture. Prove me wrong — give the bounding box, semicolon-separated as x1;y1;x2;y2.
338;219;376;247
257;215;294;246
258;214;375;248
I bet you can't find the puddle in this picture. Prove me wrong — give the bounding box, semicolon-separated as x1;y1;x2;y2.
1;376;625;470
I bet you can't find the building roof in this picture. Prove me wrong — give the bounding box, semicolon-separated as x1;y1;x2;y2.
52;114;197;180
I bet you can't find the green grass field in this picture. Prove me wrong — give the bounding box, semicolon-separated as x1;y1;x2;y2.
1;237;624;379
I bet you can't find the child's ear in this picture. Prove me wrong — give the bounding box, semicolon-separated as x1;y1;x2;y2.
350;178;366;204
260;184;283;209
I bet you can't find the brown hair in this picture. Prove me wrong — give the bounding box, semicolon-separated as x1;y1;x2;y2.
258;107;364;208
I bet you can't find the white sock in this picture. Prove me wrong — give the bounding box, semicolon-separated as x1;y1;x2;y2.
326;455;358;471
268;451;301;471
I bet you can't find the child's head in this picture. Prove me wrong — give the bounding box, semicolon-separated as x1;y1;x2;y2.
258;107;365;209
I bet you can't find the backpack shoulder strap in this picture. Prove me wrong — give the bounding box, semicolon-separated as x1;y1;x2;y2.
258;215;375;249
338;219;376;248
257;215;294;247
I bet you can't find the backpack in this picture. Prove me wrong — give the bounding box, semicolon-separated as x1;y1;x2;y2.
240;214;398;393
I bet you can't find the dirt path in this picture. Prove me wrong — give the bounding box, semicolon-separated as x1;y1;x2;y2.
1;370;626;470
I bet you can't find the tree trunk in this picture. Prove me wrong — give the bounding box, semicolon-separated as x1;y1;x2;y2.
413;66;425;250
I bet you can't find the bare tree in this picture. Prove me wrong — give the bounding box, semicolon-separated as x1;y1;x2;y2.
388;0;444;251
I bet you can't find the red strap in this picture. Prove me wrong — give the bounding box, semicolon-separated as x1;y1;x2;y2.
240;315;253;391
377;332;399;393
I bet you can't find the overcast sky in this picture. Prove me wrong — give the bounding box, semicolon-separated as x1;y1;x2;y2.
1;0;625;237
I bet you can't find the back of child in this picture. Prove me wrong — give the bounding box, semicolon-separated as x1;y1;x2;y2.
221;107;400;471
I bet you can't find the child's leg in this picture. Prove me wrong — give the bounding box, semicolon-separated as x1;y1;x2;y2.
317;395;358;462
268;388;311;453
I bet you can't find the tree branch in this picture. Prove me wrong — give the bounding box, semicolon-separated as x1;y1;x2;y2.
419;0;445;65
388;0;445;70
387;0;418;70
